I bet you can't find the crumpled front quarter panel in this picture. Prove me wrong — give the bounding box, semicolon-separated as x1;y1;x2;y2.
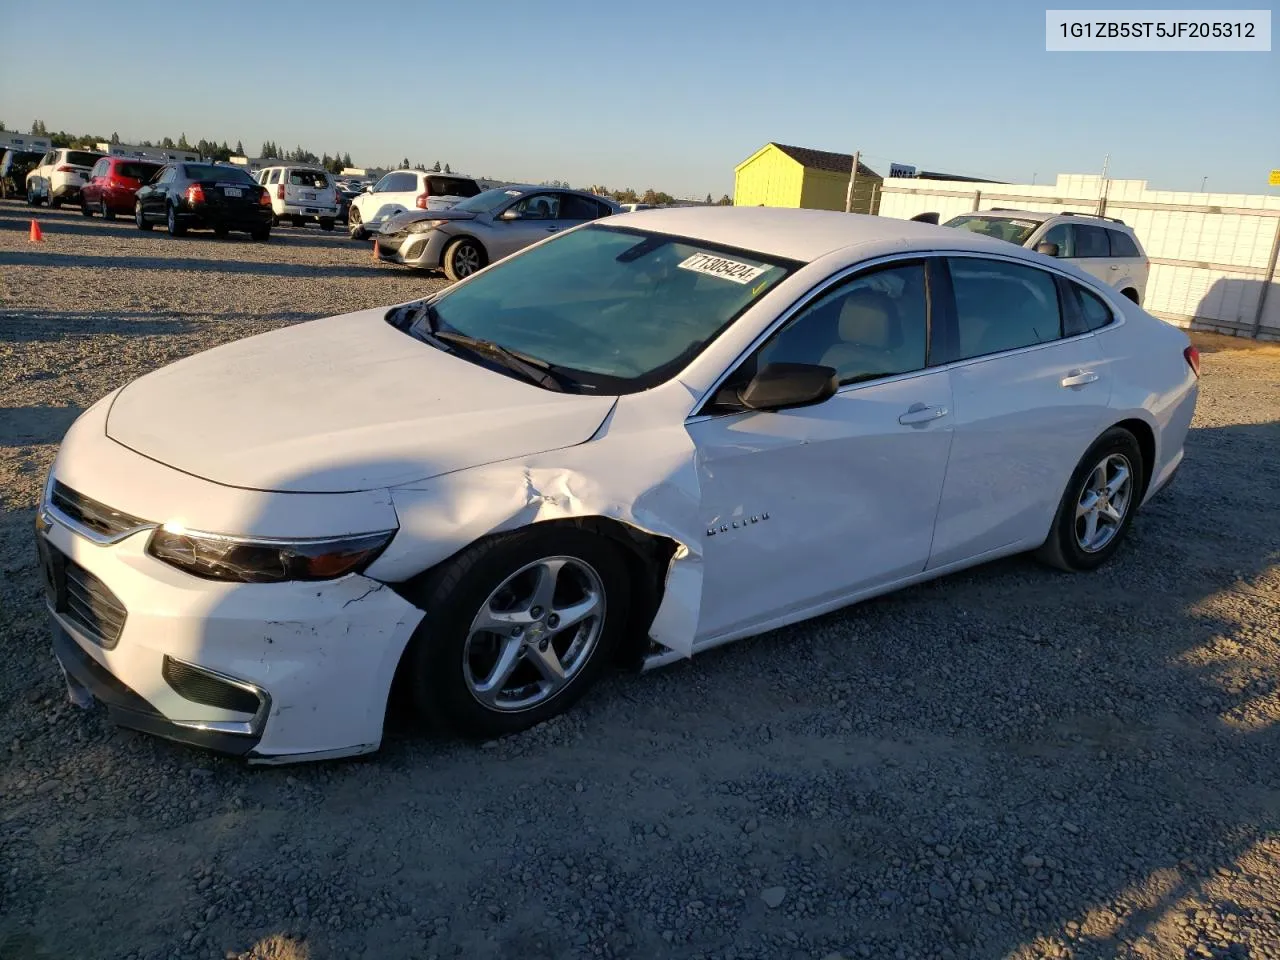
366;386;705;656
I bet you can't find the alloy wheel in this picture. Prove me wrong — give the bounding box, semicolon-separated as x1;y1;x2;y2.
462;556;606;712
1074;453;1133;553
453;242;481;277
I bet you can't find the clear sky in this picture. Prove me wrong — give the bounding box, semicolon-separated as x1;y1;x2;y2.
2;0;1276;197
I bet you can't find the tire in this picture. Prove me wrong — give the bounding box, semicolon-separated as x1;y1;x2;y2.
213;225;229;238
251;225;271;242
1036;427;1145;572
403;524;630;738
290;215;305;228
26;184;40;206
48;192;63;209
319;218;334;232
135;203;153;231
443;237;487;282
80;197;94;217
101;200;115;221
166;204;186;237
348;206;366;240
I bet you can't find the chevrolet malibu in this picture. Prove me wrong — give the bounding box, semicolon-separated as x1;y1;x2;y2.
37;209;1199;764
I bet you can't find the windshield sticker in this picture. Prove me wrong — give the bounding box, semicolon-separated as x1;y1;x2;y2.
678;253;768;285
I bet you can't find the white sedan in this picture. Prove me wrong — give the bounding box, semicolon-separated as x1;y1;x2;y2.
37;208;1200;763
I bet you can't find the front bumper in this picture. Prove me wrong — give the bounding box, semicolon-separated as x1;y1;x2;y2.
37;498;424;764
375;228;448;270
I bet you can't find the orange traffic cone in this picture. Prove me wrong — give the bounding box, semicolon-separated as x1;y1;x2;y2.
372;239;380;261
29;220;43;242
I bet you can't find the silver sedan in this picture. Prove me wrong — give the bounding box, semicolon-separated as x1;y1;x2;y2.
374;185;620;280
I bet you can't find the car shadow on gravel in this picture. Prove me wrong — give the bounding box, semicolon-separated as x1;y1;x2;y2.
2;308;326;342
0;249;391;279
2;420;1279;960
0;405;84;446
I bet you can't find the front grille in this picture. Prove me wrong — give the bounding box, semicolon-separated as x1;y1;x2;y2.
162;657;261;714
50;482;148;540
42;544;127;649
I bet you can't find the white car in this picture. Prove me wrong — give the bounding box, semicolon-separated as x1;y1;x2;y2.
38;209;1199;763
254;165;340;230
348;170;482;239
943;210;1150;304
25;147;106;208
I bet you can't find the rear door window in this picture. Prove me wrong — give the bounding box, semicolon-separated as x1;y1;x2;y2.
378;172;418;193
559;193;609;221
947;257;1063;359
1108;230;1141;257
1072;225;1110;258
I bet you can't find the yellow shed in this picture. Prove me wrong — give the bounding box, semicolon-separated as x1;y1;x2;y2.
733;142;882;213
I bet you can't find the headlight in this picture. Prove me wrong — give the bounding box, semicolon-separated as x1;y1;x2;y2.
408;219;447;234
146;526;395;583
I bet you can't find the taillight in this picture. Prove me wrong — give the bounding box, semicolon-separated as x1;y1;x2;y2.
414;192;429;209
1184;345;1201;378
277;184;285;200
186;184;205;204
258;191;271;206
56;165;74;172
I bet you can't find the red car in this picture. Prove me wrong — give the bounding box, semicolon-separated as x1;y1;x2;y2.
80;157;163;220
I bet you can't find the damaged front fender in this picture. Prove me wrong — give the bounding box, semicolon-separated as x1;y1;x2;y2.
364;388;704;657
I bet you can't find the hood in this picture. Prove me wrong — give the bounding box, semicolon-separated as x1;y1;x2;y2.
105;309;615;494
381;208;477;232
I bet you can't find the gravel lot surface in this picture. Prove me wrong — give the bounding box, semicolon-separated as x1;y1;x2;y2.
2;199;1279;960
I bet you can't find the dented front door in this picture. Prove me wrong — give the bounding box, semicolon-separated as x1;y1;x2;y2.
689;371;955;641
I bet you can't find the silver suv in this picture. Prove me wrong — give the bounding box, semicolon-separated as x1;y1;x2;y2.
943;210;1150;304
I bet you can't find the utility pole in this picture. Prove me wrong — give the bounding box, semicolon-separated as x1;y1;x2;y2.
844;150;861;214
1200;176;1208;192
1097;153;1111;216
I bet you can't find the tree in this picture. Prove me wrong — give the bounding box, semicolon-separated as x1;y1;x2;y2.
177;132;192;150
705;193;713;204
717;194;732;206
235;140;245;156
0;120;5;132
161;136;176;149
431;160;441;172
443;163;451;174
342;152;353;169
31;119;48;135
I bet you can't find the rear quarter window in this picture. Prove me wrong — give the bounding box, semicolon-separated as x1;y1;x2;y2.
1108;231;1142;257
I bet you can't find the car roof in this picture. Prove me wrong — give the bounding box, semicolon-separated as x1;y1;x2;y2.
606;207;1026;264
957;209;1051;222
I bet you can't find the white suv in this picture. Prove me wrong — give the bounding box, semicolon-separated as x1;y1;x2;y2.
348;170;482;239
255;165;340;230
25;148;107;208
943;211;1150;304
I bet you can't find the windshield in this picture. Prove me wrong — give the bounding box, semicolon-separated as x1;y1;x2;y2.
942;214;1041;246
452;187;524;214
183;164;256;183
416;224;796;393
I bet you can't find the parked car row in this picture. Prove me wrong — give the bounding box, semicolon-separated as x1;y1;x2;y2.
347;170;484;238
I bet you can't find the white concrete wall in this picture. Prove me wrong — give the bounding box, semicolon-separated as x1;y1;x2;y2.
879;173;1280;340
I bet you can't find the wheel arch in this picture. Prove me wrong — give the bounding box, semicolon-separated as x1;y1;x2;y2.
387;516;678;668
1120;287;1141;304
439;232;488;269
1109;416;1157;500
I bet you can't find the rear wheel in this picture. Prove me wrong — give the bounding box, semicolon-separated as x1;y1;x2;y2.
443;237;486;282
403;525;629;738
26;184;41;206
135;203;153;231
166;204;186;236
48;193;63;210
251;225;271;242
1036;427;1144;572
348;205;366;240
80;197;94;217
319;218;335;232
101;200;115;221
213;225;229;238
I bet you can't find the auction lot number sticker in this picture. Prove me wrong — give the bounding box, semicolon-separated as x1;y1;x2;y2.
1046;9;1271;50
678;253;769;285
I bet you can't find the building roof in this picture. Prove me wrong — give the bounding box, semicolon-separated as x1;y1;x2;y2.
608;205;1011;263
770;143;881;179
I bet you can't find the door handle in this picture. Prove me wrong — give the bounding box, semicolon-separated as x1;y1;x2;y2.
898;403;949;426
1061;369;1099;388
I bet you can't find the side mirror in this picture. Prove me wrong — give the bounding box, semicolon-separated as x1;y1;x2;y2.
1035;241;1060;257
364;185;374;194
498;208;520;221
909;211;940;224
737;362;838;411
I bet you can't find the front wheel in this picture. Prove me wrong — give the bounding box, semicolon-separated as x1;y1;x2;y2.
348;206;366;240
443;237;486;282
250;225;271;242
135;203;153;231
80;196;94;217
48;193;63;210
26;184;42;206
403;525;630;738
166;204;186;236
1036;427;1145;572
101;200;115;221
319;218;335;232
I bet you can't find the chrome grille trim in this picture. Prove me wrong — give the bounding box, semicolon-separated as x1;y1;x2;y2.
47;481;155;545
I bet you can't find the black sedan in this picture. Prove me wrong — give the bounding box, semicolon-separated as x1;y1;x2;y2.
134;162;273;240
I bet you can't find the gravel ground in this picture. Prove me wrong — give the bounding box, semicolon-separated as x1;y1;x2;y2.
2;199;1279;960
